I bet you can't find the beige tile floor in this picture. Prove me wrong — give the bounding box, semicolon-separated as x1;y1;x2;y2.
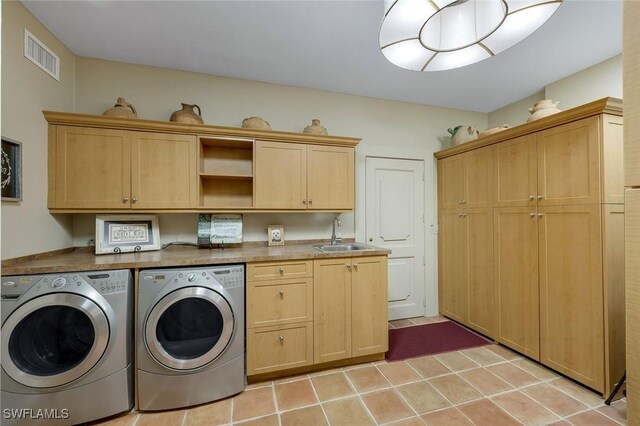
94;317;627;426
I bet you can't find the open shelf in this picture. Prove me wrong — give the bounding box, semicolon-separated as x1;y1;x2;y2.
199;173;253;180
200;177;253;208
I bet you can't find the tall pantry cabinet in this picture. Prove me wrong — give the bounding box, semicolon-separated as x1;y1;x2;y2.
436;98;624;395
624;1;640;423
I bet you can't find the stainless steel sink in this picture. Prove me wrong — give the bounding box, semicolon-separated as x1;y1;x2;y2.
313;244;374;252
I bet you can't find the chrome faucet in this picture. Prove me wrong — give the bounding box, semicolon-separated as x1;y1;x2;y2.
331;216;342;245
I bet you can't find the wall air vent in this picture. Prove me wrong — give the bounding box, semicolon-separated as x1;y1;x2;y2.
24;28;60;81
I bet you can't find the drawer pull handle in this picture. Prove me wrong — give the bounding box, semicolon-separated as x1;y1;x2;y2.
279;336;284;344
279;268;284;274
279;290;284;298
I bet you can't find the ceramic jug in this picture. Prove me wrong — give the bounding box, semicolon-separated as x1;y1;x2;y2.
103;97;137;118
303;119;328;135
242;116;271;130
527;100;561;122
448;125;479;146
170;103;204;124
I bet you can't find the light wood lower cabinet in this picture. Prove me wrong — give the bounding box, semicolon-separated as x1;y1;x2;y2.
247;256;388;377
314;256;388;364
439;209;494;337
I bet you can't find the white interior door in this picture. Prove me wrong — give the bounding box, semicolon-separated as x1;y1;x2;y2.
365;157;425;320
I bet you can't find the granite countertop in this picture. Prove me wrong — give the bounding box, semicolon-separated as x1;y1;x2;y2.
1;241;391;276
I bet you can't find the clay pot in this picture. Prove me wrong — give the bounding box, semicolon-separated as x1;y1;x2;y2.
170;103;204;124
242;116;271;130
527;100;562;122
448;125;479;146
479;124;510;138
303;119;328;135
103;97;137;118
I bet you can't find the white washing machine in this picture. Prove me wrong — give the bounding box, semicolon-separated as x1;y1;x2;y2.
137;264;245;411
1;270;133;425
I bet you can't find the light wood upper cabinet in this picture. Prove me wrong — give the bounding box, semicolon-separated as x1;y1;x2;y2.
131;131;197;209
536;117;600;206
351;256;388;357
307;145;354;210
538;205;604;391
494;207;540;360
494;135;537;207
255;142;355;210
51;126;131;209
439;147;492;209
255;141;307;209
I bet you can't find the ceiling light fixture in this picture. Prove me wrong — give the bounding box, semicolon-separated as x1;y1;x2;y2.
379;0;563;71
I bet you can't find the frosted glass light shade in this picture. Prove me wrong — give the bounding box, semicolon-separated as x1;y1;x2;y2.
380;0;562;71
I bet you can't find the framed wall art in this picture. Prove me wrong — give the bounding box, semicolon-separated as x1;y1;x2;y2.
1;137;22;202
267;225;285;246
96;215;160;254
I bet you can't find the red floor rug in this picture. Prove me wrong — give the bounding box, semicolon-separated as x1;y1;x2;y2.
386;321;491;362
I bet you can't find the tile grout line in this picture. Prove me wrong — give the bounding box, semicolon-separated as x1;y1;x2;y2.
307;372;333;425
340;365;383;425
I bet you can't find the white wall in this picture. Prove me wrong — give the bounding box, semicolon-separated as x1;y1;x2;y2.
488;55;622;128
71;57;487;249
1;2;75;260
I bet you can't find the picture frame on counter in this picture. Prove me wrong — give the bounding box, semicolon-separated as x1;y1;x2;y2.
96;214;160;254
267;225;285;246
1;137;22;202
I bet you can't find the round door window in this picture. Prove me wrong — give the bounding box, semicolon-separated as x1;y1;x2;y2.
1;293;110;388
145;287;234;370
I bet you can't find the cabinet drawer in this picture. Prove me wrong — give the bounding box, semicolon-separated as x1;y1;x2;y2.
247;260;312;281
248;278;313;328
247;322;313;375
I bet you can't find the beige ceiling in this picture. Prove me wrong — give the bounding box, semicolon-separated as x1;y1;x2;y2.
21;0;622;113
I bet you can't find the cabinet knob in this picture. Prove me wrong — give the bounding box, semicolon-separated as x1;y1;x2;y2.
132;196;138;203
461;200;467;204
279;268;284;274
123;197;129;203
458;213;463;218
302;199;307;204
353;264;358;269
538;212;544;217
537;195;544;200
309;199;313;204
279;290;284;298
458;200;463;205
279;336;284;344
346;264;352;270
530;212;536;217
529;195;535;201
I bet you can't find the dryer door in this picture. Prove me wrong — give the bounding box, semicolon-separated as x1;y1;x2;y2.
145;286;235;370
1;293;110;388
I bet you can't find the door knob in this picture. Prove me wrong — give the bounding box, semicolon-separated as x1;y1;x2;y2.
368;238;373;242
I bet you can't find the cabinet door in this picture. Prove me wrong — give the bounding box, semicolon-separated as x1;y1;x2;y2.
53;126;130;209
465;147;493;208
438;210;468;324
314;258;351;363
438;155;465;209
494;135;537;207
539;205;604;391
536;117;600;206
307;145;354;210
255;141;307;209
130;132;197;209
494;207;539;359
351;256;388;357
466;208;494;338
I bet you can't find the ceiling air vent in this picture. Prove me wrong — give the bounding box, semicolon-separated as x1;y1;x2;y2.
24;28;59;81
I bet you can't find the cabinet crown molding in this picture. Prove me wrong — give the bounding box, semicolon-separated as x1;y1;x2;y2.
43;111;361;148
435;97;622;159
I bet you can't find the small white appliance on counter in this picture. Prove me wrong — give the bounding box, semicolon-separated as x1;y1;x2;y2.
136;264;245;410
1;270;133;425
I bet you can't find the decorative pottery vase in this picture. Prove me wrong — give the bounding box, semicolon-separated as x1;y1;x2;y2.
242;116;271;130
479;124;510;138
170;103;204;124
447;125;479;146
103;97;137;118
303;119;328;135
527;100;562;122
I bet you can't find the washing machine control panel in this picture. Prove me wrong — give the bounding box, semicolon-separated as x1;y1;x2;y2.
87;270;131;294
1;269;130;298
211;266;244;289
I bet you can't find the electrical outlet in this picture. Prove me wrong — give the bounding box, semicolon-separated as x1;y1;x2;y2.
87;237;95;246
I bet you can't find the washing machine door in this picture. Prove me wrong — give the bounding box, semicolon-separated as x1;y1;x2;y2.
1;293;110;388
145;286;234;370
